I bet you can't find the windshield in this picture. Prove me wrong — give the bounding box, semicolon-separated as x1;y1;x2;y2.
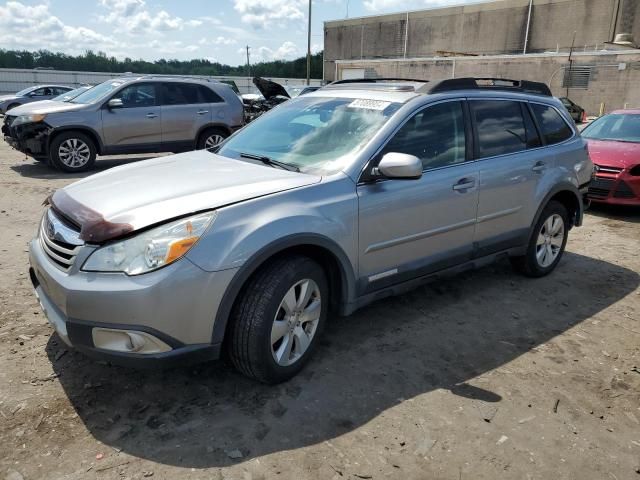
15;86;36;96
218;96;401;175
582;113;640;143
71;80;125;104
53;86;90;102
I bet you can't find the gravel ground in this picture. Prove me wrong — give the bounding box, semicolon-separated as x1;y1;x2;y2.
1;140;639;480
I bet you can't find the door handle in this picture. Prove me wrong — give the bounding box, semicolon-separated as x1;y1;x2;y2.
146;113;158;119
197;110;209;115
452;178;475;191
532;161;546;172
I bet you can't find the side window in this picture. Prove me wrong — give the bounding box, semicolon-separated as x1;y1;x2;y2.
522;104;542;148
162;83;201;105
31;88;46;97
531;104;573;145
382;101;466;170
198;85;223;103
471;100;528;158
112;83;156;108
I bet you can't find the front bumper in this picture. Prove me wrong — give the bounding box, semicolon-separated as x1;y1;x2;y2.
29;237;239;368
588;171;640;206
2;118;51;159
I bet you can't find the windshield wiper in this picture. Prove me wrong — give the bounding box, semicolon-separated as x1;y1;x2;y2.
239;152;300;172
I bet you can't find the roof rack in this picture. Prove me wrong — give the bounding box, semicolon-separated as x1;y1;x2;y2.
330;77;428;85
429;77;552;96
136;74;221;83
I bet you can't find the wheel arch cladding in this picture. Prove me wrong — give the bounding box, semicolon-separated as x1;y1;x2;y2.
211;234;356;346
49;127;103;155
530;183;583;246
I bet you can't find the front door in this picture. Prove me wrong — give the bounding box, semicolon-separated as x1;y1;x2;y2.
101;82;162;150
356;100;479;294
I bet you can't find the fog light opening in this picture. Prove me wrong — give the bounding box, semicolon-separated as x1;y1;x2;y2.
92;328;172;354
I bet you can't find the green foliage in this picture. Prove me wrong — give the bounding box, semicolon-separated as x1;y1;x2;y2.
0;49;324;78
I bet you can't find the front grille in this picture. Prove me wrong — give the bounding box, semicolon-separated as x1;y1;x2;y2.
588;177;615;198
594;164;623;174
39;209;83;271
613;181;637;199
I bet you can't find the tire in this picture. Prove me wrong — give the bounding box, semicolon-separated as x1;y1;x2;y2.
510;200;569;277
50;131;96;173
228;255;328;384
196;128;228;151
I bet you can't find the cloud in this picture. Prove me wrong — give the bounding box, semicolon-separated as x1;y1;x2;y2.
253;41;303;61
0;1;118;53
233;0;306;29
99;0;204;34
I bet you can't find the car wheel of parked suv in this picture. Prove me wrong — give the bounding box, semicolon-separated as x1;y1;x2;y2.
50;131;96;173
197;128;228;151
510;200;569;277
228;255;328;384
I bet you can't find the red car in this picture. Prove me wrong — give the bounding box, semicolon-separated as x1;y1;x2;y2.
582;109;640;205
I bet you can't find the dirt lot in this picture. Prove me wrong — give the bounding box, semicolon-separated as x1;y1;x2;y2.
1;140;639;480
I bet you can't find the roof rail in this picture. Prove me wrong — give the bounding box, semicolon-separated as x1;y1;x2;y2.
137;74;221;83
429;77;552;96
330;77;428;85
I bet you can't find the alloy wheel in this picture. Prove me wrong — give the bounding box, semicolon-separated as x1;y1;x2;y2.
270;279;321;367
204;134;225;150
58;138;91;168
535;213;565;268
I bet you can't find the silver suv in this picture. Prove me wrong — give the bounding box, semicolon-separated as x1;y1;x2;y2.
2;76;244;172
28;78;592;383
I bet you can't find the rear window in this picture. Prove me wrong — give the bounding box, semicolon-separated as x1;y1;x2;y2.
471;100;528;158
531;104;573;145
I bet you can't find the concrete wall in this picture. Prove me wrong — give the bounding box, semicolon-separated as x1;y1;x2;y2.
324;0;640;80
333;51;640;114
0;68;323;95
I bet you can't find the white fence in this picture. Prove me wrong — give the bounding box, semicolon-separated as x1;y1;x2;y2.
0;68;322;94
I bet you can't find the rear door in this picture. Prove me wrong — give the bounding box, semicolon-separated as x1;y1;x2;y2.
101;82;162;149
357;100;479;293
160;82;213;149
471;99;547;255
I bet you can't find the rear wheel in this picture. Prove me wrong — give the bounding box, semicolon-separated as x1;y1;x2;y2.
228;255;328;384
50;131;96;173
197;128;228;151
510;201;569;277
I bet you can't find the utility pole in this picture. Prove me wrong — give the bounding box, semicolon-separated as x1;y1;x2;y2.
306;0;312;85
245;45;251;78
346;0;349;18
566;31;576;98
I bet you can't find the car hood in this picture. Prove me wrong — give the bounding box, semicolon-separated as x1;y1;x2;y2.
49;150;321;243
253;77;290;100
586;139;640;168
8;100;86;115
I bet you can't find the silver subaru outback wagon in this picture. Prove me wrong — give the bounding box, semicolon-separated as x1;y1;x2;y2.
29;77;592;383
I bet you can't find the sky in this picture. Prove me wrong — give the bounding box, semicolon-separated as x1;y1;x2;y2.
0;0;480;66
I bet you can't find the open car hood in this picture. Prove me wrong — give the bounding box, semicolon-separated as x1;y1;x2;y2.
253;77;290;100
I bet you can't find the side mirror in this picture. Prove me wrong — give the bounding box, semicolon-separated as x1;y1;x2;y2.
375;152;422;180
107;98;124;109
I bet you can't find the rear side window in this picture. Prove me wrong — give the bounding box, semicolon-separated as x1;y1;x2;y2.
471;100;528;158
162;83;200;105
382;101;466;170
531;104;573;145
198;86;223;103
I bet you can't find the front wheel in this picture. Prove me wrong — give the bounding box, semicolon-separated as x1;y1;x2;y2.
50;131;96;173
510;200;569;277
228;255;328;384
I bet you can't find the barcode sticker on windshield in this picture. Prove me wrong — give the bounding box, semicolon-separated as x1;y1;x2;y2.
348;99;391;110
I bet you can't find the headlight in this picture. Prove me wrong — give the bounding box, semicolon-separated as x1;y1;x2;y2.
12;113;46;126
82;212;216;275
